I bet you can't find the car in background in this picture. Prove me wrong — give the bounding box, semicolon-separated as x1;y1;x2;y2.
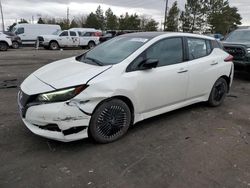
37;30;100;50
222;29;250;73
99;30;141;43
18;32;233;143
0;32;12;51
208;33;224;41
12;23;61;45
3;31;22;49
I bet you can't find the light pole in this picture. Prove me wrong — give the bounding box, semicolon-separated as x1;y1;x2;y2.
164;0;168;31
0;0;4;31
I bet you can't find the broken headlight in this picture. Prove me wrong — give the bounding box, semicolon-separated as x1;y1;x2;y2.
36;85;88;103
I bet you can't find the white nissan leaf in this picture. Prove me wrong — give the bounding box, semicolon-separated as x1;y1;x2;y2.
18;32;234;143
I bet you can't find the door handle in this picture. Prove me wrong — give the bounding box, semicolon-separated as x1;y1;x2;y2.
178;69;188;73
211;62;218;66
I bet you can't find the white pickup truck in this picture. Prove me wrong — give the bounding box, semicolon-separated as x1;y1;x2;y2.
37;30;100;50
0;32;12;51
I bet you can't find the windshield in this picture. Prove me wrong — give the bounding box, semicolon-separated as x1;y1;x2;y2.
78;36;149;65
225;30;250;42
53;30;62;35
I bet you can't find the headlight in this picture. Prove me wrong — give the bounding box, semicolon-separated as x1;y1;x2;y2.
36;85;88;103
247;48;250;53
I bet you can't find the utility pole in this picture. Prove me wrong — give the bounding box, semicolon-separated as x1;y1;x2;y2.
0;0;5;31
67;7;69;29
164;0;168;31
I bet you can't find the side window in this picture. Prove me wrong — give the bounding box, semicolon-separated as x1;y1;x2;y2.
129;37;183;71
16;27;24;35
60;31;69;37
83;32;91;37
187;38;207;60
206;40;212;54
70;31;77;36
78;31;83;37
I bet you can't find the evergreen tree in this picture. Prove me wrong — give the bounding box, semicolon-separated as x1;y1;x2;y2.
165;1;180;31
95;5;105;29
208;0;241;34
144;19;158;31
70;19;78;28
37;17;45;24
85;12;99;29
105;8;118;30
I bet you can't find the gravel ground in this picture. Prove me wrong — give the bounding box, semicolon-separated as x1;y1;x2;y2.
0;47;250;188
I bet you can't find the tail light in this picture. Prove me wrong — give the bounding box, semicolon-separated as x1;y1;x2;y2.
224;55;234;62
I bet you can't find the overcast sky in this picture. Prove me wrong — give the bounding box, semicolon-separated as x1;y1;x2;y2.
1;0;250;28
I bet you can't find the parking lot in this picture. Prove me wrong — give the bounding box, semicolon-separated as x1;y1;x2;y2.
0;47;250;188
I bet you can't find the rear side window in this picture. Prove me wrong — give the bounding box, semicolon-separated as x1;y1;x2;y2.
83;32;92;37
206;40;212;54
70;31;77;36
187;38;207;60
60;31;69;36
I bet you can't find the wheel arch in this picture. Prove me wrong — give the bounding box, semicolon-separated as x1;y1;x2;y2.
92;95;135;125
219;75;230;92
0;40;9;47
49;40;60;47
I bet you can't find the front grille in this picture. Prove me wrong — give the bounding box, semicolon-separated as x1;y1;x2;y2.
224;46;246;60
18;90;36;118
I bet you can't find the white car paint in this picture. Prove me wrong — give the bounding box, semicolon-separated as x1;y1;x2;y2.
38;30;100;49
0;33;12;48
18;32;234;142
12;23;61;44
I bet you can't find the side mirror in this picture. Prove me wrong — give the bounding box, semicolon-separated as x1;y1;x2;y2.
139;58;159;70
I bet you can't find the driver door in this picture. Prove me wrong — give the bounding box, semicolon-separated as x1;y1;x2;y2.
59;31;72;47
127;37;189;115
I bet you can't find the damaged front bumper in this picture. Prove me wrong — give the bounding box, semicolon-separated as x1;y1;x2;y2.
19;97;92;142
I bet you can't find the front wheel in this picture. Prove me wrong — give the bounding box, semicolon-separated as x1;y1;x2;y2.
0;42;8;51
208;78;228;107
12;41;19;49
49;41;59;50
89;99;131;143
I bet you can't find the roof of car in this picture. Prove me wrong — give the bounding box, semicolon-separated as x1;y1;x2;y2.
121;32;215;40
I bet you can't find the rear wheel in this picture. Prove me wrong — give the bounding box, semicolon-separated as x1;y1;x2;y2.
89;99;131;143
0;42;8;51
208;78;228;107
88;41;95;49
49;41;59;50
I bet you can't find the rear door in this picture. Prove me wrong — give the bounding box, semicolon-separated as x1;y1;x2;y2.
186;37;219;99
69;31;80;47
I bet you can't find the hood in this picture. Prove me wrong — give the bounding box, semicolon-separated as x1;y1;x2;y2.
33;57;112;89
222;41;250;48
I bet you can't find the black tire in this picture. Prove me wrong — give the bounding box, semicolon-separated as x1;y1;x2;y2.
0;42;8;51
49;41;59;50
208;78;228;107
88;41;95;49
12;41;19;49
89;99;131;143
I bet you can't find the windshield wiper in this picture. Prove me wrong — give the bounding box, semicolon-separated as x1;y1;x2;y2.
85;57;104;66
